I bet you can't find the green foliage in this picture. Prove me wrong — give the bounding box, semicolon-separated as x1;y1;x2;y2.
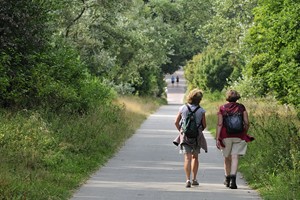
0;96;162;199
204;94;300;200
0;0;51;107
200;91;223;133
185;47;243;92
0;0;51;53
171;0;212;66
133;68;167;97
201;0;257;50
0;0;115;112
184;54;203;91
184;0;257;93
59;0;173;96
240;103;300;199
0;39;115;112
203;91;224;102
227;75;267;98
0;0;217;104
184;0;299;112
244;0;300;108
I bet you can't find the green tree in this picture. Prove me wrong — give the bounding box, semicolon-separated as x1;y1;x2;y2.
152;0;213;74
0;0;115;111
244;0;300;108
184;0;257;92
55;0;171;96
0;0;52;107
51;0;214;96
185;47;242;91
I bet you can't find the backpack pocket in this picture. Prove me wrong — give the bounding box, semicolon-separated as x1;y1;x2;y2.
224;113;243;134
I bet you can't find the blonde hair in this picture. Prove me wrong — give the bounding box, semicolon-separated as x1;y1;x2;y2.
186;89;203;105
226;89;241;102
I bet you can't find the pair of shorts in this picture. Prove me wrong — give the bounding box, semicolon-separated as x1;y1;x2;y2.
221;138;247;157
180;144;200;154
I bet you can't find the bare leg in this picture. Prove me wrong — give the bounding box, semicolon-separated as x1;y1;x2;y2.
191;154;199;180
230;154;239;175
224;156;231;176
184;153;192;181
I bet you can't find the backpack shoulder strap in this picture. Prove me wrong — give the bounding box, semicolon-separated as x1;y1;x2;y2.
185;104;202;129
222;105;228;115
193;106;200;113
186;104;200;113
186;104;191;111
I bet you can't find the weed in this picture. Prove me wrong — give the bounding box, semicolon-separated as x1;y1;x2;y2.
203;94;300;199
0;96;163;199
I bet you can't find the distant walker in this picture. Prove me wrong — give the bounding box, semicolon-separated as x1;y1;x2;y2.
171;76;175;84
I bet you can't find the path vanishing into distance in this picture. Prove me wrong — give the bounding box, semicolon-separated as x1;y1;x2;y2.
71;69;261;200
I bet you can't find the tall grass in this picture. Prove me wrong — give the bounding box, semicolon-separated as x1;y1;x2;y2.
240;98;300;199
204;93;300;199
202;91;223;135
0;96;164;199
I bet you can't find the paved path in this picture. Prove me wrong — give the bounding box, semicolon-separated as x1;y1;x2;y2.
70;69;261;200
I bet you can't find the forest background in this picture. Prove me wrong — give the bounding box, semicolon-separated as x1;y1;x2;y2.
0;0;299;199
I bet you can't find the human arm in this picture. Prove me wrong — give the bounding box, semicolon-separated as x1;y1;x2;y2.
216;113;223;149
243;110;250;132
201;113;207;130
174;112;182;132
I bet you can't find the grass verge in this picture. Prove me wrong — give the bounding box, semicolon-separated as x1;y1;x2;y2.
0;95;164;199
203;94;300;199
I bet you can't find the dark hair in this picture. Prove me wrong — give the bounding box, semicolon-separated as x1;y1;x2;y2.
226;90;241;102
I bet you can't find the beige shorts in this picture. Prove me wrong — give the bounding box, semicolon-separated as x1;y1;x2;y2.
221;138;247;157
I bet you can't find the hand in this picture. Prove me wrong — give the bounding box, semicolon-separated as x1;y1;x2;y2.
216;140;221;149
216;139;225;149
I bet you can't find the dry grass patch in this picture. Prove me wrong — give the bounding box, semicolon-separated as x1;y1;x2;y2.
116;96;163;116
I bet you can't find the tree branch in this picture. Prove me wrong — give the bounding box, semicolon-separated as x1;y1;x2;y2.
65;0;86;37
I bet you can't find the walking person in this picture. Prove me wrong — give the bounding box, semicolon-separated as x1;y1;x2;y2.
216;90;254;189
174;88;207;188
171;76;175;85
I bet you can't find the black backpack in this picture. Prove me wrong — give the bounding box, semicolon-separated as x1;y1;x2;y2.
182;104;201;138
223;112;244;134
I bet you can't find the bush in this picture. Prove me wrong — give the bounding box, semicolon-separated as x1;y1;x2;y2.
227;75;267;99
0;39;116;113
0;95;163;199
240;102;300;199
184;48;243;92
0;0;115;112
203;95;300;199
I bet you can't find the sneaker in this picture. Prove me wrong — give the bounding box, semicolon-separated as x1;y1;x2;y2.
192;180;199;186
186;180;191;188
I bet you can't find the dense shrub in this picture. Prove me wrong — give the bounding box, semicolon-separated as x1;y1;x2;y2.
0;95;161;199
204;94;300;200
240;103;300;199
244;0;300;108
0;1;115;112
184;48;243;92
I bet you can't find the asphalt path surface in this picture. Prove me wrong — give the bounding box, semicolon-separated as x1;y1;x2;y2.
70;69;261;200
